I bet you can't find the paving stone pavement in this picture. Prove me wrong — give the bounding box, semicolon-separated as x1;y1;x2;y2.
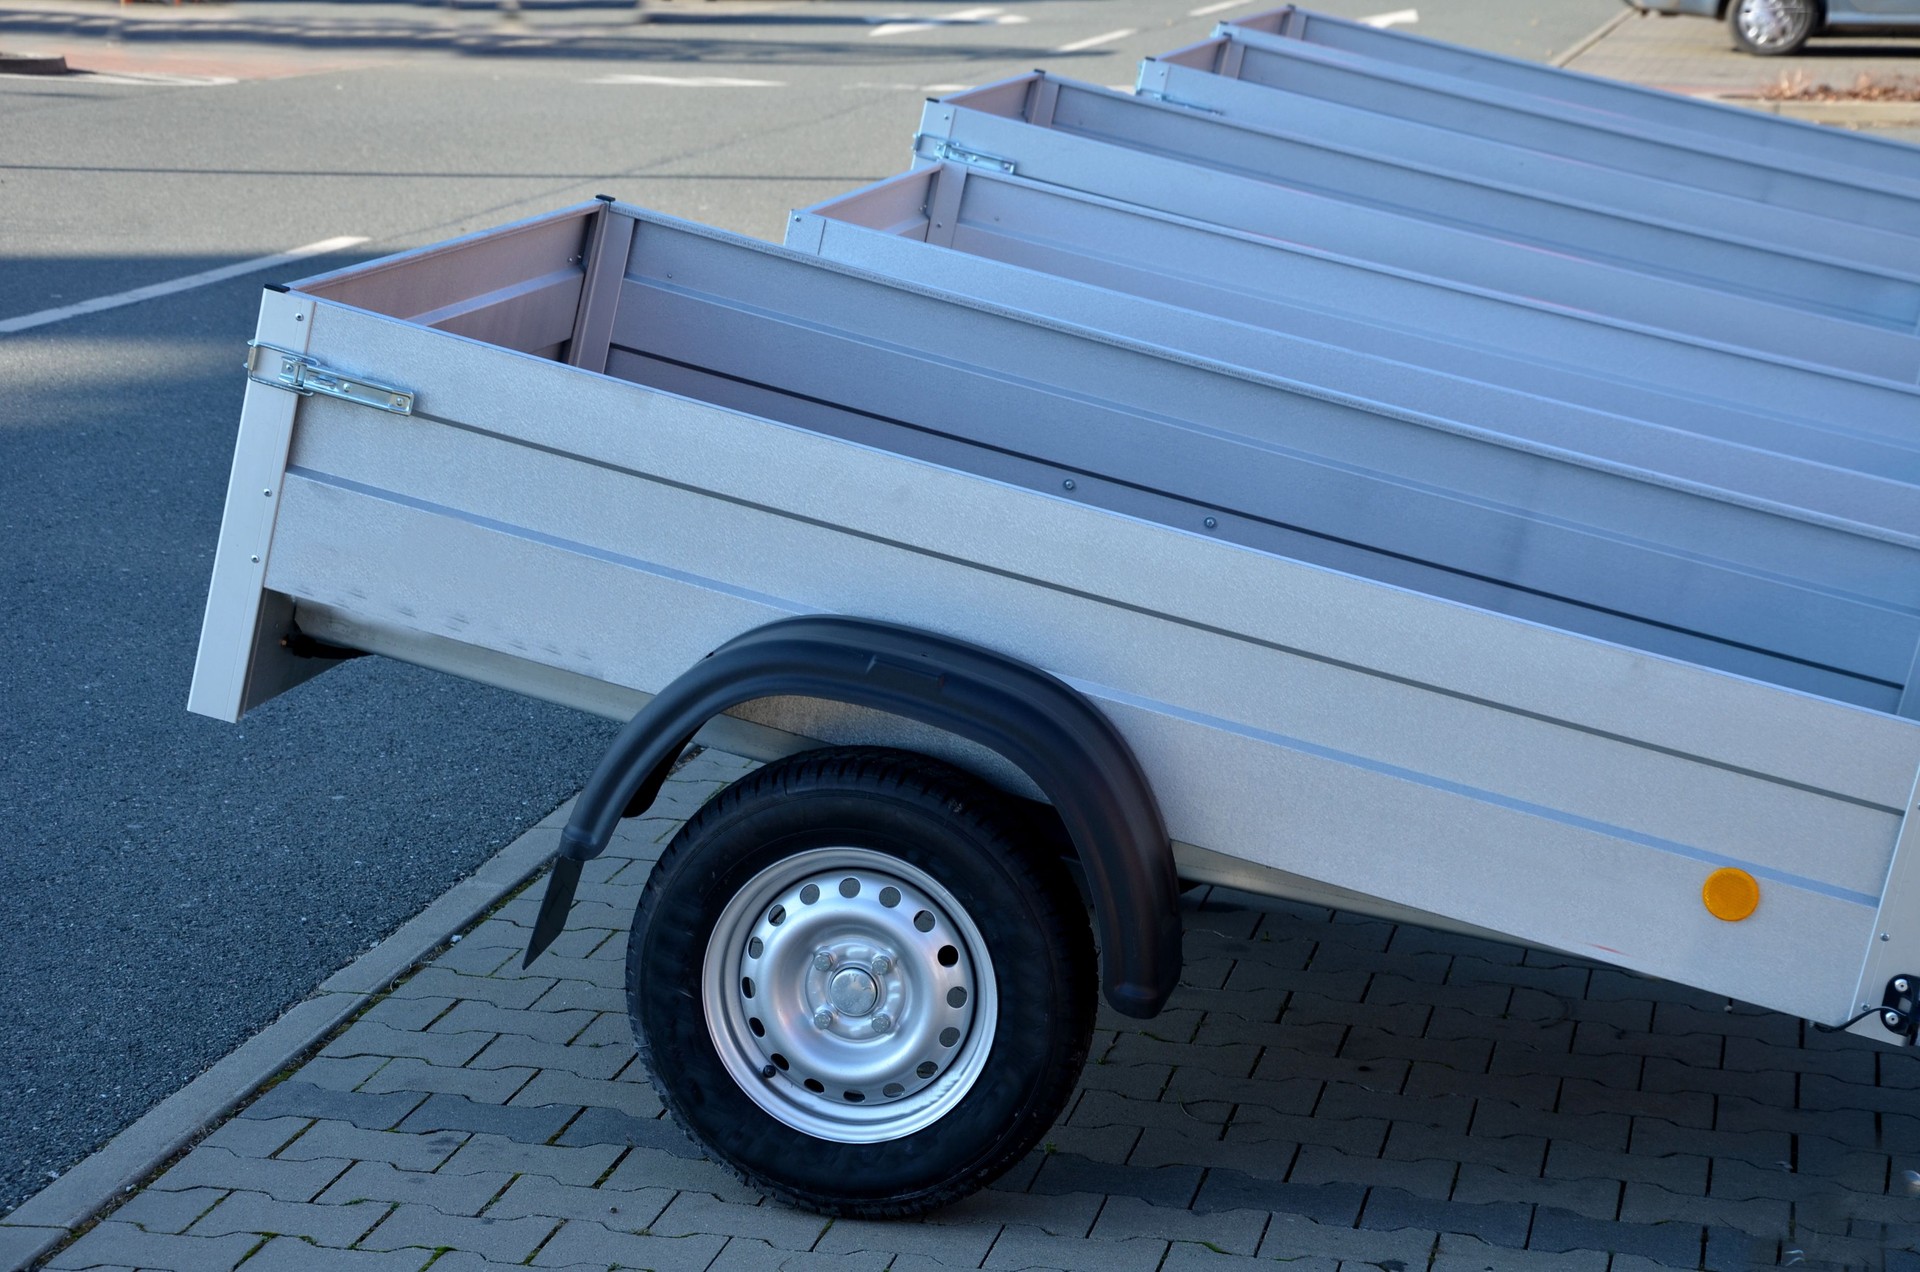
30;749;1920;1271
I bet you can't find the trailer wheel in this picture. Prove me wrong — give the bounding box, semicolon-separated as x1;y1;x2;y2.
625;747;1095;1216
1728;0;1816;53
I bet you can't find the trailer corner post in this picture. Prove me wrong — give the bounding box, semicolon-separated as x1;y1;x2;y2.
1849;770;1920;1047
187;288;325;724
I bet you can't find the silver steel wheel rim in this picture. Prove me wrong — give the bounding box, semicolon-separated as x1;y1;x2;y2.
1737;0;1810;47
702;846;998;1143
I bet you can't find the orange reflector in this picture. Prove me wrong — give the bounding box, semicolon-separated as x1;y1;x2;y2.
1702;868;1760;922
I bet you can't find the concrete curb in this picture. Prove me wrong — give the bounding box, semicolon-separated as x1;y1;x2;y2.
1706;94;1920;127
0;802;573;1272
0;54;68;74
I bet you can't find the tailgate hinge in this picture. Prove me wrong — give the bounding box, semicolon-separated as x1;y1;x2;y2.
913;135;1016;174
246;343;415;416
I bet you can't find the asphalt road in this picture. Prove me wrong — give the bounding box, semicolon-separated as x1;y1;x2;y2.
0;0;1619;1215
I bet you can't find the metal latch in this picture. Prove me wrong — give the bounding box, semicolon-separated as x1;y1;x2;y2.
913;135;1016;174
247;343;414;415
1132;89;1224;116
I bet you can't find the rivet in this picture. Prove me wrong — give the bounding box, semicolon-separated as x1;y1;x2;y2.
263;489;272;497
1883;933;1893;942
1062;478;1076;491
1203;516;1217;529
1897;978;1912;994
1885;1010;1903;1029
249;555;260;564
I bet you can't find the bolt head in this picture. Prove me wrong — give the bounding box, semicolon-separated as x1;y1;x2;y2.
813;952;833;972
871;1013;893;1035
813;1007;834;1028
1897;978;1911;994
871;955;892;975
1885;1010;1903;1029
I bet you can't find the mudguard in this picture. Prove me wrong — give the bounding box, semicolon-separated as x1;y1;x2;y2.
522;615;1182;1018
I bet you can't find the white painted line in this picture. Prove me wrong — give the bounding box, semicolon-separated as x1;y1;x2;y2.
1;70;237;86
0;236;367;335
868;5;1004;37
1360;8;1419;28
1188;0;1250;16
586;73;783;86
1054;27;1137;52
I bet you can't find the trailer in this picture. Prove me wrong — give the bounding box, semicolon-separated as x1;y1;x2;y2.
1188;11;1920;229
1226;3;1920;190
1132;45;1915;277
913;76;1920;342
192;193;1920;1218
791;163;1920;486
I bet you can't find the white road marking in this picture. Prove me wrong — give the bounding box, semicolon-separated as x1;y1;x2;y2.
1;70;237;86
1054;27;1137;52
586;73;784;86
867;6;1022;38
1360;8;1419;28
1188;0;1251;16
0;237;367;336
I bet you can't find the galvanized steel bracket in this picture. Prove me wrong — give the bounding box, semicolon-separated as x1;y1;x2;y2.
912;135;1016;175
247;343;415;416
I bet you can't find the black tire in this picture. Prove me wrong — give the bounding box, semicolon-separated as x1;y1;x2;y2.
625;747;1096;1217
1728;0;1817;54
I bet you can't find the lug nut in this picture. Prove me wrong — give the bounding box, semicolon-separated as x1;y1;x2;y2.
813;1007;834;1028
871;955;892;975
813;952;834;972
871;1013;893;1035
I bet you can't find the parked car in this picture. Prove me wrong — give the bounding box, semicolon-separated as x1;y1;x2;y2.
1629;0;1920;55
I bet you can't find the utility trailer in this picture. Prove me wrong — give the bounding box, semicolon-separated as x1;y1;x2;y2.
913;76;1920;345
1164;18;1920;238
791;162;1920;487
192;196;1920;1217
1132;46;1915;278
1228;3;1920;190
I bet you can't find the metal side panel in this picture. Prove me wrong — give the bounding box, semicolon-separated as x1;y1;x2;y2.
791;168;1920;489
795;167;1920;386
936;74;1920;330
291;202;596;356
1209;27;1920;241
187;289;325;723
913;93;1920;343
1133;55;1920;279
256;297;1920;1025
1232;5;1920;191
783;205;1920;540
596;215;1920;715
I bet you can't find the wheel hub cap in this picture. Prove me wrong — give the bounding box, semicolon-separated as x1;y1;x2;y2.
827;967;880;1017
702;847;998;1143
1738;0;1809;46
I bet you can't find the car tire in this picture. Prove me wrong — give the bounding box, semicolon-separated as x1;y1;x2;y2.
625;747;1096;1217
1728;0;1818;54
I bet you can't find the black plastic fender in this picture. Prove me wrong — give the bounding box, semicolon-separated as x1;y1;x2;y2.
522;615;1181;1018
